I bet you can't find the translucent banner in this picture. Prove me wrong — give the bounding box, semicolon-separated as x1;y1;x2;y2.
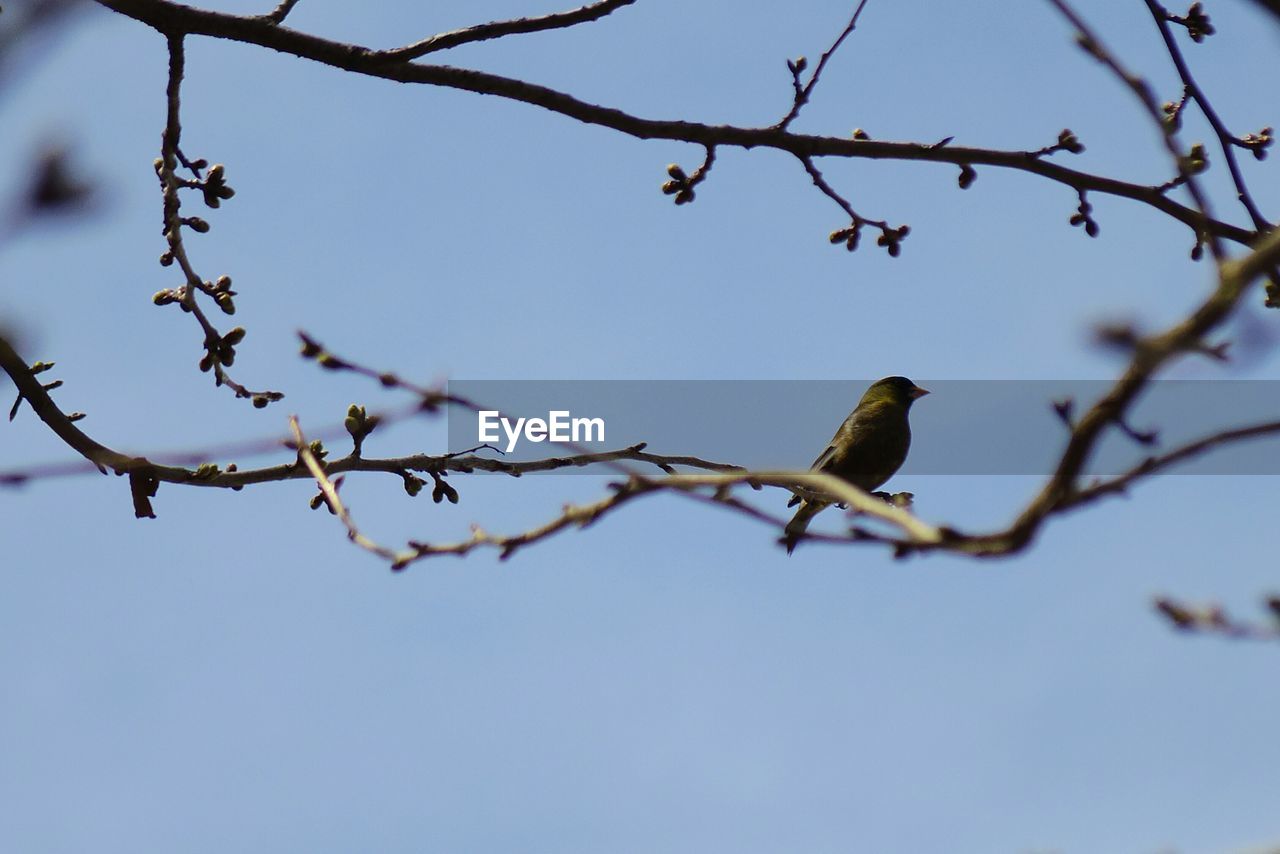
444;380;1280;475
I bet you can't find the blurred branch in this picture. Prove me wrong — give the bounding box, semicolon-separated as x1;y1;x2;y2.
0;0;84;90
1061;418;1280;507
1154;595;1280;640
0;3;99;247
0;144;96;246
980;224;1280;555
1047;0;1225;258
1247;0;1280;21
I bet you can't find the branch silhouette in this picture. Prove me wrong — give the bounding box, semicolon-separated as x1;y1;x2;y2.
91;0;1255;250
3;0;1279;638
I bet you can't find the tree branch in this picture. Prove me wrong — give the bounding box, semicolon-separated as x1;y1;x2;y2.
1046;0;1225;258
90;0;1254;247
291;415;404;563
152;33;283;405
776;0;872;130
1144;0;1271;231
380;0;636;62
0;336;135;475
261;0;300;25
1062;417;1280;508
1154;595;1280;640
7;1;1275;576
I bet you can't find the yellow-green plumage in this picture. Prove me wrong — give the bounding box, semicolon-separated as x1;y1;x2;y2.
784;376;929;554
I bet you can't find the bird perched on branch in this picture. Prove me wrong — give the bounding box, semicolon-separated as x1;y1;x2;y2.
783;376;929;554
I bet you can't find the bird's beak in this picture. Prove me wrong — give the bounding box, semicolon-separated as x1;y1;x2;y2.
909;386;931;399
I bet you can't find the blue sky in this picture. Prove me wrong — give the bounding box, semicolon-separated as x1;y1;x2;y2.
3;1;1280;852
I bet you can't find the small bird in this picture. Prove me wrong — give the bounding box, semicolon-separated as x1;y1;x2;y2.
783;376;929;554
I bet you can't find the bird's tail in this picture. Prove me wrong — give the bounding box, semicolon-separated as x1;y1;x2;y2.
783;500;827;555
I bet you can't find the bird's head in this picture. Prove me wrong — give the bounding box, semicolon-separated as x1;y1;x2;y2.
860;376;930;409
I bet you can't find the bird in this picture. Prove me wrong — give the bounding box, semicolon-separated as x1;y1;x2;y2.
783;376;929;554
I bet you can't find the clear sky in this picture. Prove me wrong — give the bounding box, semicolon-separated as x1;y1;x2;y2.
3;1;1280;852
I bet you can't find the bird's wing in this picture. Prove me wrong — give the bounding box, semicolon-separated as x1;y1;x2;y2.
810;404;879;471
814;401;911;491
789;428;857;506
808;442;840;472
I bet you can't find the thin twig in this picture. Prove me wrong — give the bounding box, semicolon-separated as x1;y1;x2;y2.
389;470;938;568
290;416;403;563
0;336;134;475
1064;418;1280;508
156;35;282;404
379;0;636;62
799;153;905;254
1046;0;1224;259
777;0;872;129
1153;595;1280;640
9;0;1275;573
0;333;741;490
91;0;1255;248
262;0;301;25
1249;0;1280;18
1144;0;1270;230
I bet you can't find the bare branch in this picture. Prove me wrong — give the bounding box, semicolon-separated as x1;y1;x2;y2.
801;154;907;256
1065;419;1280;508
90;0;1254;248
0;0;84;88
10;316;1280;565
1248;0;1280;19
1154;595;1280;640
1144;0;1271;230
386;470;940;568
154;34;283;405
1225;215;1280;284
1046;0;1223;258
659;146;715;205
5;0;1271;574
776;0;872;130
990;229;1280;553
0;332;742;498
290;416;403;563
380;0;636;62
0;336;133;475
261;0;301;25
